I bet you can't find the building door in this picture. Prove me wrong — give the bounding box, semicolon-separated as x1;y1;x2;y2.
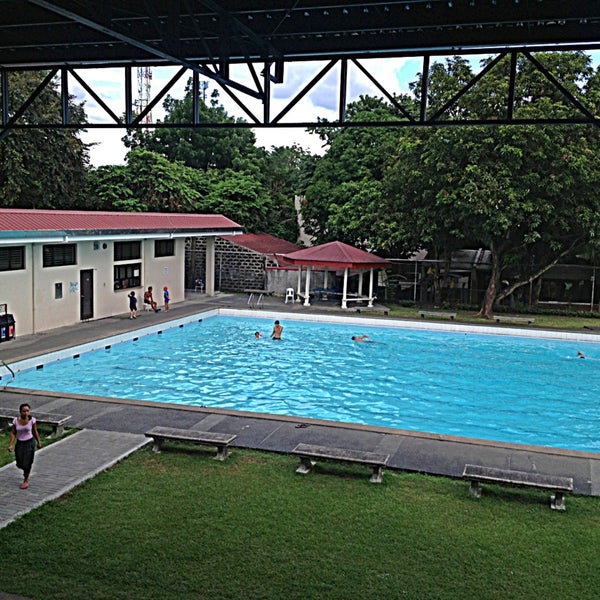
80;269;94;320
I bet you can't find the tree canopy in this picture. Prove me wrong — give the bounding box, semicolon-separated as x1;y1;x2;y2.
304;51;600;315
0;72;90;209
112;83;317;240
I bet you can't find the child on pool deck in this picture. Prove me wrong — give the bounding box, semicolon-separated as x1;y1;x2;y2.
163;286;170;312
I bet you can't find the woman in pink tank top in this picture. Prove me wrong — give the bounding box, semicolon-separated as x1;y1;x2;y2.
7;403;42;489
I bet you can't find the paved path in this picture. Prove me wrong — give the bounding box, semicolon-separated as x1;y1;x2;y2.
0;429;148;528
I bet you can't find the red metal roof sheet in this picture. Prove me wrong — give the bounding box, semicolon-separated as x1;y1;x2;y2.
220;232;300;255
283;241;391;269
0;209;242;233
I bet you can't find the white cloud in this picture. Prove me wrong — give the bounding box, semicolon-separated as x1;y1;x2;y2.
76;57;419;166
77;51;600;167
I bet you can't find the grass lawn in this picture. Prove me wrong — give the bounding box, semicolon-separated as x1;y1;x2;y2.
0;445;599;600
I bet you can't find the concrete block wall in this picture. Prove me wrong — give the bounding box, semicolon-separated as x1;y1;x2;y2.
186;237;272;292
185;236;329;296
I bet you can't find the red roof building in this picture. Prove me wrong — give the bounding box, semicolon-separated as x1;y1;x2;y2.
0;209;242;335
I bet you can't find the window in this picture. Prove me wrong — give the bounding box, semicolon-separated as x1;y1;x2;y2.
155;239;175;257
114;241;141;261
0;246;25;271
114;263;141;290
43;244;76;267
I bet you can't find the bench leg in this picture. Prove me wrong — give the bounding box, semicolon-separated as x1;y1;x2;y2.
469;480;482;498
370;465;384;484
551;492;566;511
296;456;315;475
54;424;65;437
151;438;165;453
214;444;229;461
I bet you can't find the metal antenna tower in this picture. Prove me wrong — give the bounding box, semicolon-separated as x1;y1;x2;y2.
135;66;153;124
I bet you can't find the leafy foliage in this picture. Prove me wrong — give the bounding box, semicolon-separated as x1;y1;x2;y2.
305;52;600;314
87;148;210;213
0;72;90;209
117;84;317;239
303;96;407;247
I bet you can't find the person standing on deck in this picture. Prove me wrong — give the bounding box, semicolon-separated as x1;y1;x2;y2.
163;286;170;312
128;291;138;319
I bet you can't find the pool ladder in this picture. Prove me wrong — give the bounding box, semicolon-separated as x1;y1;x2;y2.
0;360;14;387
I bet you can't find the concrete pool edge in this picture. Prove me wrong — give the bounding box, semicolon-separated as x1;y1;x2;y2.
3;385;599;462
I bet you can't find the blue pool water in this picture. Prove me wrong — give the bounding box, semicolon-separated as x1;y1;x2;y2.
12;315;600;453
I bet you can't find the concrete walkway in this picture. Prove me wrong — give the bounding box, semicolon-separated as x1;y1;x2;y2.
0;291;599;534
0;429;147;528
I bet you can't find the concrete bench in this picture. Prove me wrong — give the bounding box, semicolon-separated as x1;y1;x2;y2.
145;426;237;460
0;408;72;437
355;307;390;316
419;311;456;320
291;443;390;483
463;464;573;511
493;315;535;325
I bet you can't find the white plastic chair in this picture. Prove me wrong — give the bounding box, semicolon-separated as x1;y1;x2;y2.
285;288;295;304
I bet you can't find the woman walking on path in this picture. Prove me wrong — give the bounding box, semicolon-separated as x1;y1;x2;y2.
7;403;42;489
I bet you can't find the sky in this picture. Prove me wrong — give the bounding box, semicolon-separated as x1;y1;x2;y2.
76;56;424;167
75;51;599;168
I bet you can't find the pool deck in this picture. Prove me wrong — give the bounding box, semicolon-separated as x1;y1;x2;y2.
0;291;599;529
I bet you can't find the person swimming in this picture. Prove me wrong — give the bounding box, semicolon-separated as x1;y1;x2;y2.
352;335;372;343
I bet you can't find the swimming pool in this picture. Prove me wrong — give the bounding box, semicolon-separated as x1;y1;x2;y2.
10;312;600;453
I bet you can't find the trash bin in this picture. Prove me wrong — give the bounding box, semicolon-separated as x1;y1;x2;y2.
0;314;15;342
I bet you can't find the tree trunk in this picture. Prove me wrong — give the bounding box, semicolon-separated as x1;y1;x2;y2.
478;248;501;318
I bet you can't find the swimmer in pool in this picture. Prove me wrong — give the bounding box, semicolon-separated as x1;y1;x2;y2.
271;320;283;340
254;331;263;339
577;350;585;359
352;335;372;343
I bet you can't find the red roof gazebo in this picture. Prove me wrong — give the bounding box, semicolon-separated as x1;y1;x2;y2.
282;241;391;308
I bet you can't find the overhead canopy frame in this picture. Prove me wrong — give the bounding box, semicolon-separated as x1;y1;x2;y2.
0;1;599;137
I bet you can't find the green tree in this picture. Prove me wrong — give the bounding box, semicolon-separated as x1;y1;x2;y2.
121;82;320;237
0;72;89;209
201;170;271;233
386;52;600;315
257;144;319;242
124;85;261;172
303;95;409;248
87;148;210;213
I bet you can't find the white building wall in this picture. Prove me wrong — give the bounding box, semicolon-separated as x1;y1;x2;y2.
0;237;186;337
1;245;34;337
139;238;185;310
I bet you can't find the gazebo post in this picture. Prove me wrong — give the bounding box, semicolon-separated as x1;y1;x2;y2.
324;266;329;290
341;267;349;309
368;268;375;307
358;270;364;296
296;266;302;302
304;265;312;306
